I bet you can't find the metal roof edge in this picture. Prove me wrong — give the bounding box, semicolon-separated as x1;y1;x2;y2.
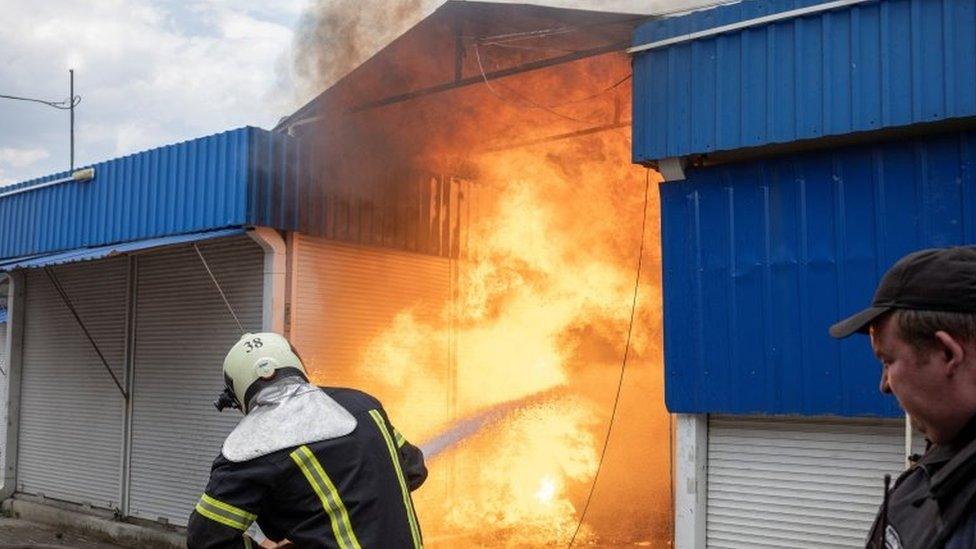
0;127;263;194
0;227;248;271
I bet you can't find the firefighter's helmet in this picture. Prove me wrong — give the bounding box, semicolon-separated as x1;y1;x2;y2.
218;332;307;412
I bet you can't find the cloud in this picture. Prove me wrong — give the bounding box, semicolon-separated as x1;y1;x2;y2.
0;147;50;169
0;0;736;185
0;0;301;183
0;147;50;187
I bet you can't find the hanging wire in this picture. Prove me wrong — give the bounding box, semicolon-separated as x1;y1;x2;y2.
473;25;578;45
471;15;645;46
478;41;580;55
44;266;128;400
567;168;651;547
193;243;246;335
0;93;80;110
473;44;593;124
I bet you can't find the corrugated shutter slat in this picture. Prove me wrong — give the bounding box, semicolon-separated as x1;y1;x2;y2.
706;416;923;549
290;236;452;438
127;237;263;525
17;259;128;509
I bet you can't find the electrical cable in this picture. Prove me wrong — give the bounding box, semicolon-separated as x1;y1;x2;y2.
0;93;80;110
472;16;647;46
474;44;626;124
473;25;578;45
567;168;651;548
193;243;246;335
478;41;580;55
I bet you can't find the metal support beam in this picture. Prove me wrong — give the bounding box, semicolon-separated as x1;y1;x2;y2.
675;414;708;549
351;42;628;113
659;157;688;182
248;227;287;334
483;120;630;152
454;16;465;83
0;272;24;501
119;256;138;517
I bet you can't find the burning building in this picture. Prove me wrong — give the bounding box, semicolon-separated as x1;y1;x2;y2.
277;1;673;545
0;1;678;547
8;0;962;547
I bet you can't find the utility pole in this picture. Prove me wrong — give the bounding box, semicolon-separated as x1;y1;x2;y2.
70;69;75;171
0;69;81;172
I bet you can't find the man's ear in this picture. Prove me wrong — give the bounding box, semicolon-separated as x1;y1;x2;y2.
934;330;965;376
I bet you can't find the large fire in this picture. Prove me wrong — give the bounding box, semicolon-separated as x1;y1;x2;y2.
357;130;668;546
291;4;671;546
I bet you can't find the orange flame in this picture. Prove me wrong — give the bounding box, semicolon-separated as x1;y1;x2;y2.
358;122;669;545
296;30;671;543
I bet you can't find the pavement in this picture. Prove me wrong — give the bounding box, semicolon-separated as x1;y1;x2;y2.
0;518;132;549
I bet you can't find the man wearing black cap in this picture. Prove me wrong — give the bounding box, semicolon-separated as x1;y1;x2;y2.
831;247;976;549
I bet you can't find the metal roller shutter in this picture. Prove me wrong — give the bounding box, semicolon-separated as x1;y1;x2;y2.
706;416;923;549
290;235;452;434
127;237;263;525
17;259;128;509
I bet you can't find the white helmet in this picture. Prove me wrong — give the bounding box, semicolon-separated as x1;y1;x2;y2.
217;332;308;412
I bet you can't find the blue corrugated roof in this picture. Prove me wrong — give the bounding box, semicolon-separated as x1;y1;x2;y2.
0;128;254;260
661;128;976;417
0;228;245;271
632;0;976;162
0;127;300;262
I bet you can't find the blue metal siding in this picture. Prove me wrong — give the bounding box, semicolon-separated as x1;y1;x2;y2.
662;129;976;416
0;128;257;260
247;129;473;259
633;0;976;163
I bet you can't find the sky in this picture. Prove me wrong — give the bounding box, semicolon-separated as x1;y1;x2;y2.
0;0;731;185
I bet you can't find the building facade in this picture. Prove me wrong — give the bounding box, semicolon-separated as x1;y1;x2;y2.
631;0;976;547
0;127;461;530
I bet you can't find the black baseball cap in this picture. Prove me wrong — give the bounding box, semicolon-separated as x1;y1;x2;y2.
829;246;976;338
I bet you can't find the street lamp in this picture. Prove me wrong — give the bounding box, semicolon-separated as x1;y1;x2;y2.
0;69;81;170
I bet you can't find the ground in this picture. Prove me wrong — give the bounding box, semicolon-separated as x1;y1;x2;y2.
0;518;131;548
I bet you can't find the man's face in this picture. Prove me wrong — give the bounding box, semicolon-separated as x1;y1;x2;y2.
870;313;953;441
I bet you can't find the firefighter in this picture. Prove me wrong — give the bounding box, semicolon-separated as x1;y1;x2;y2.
187;332;427;549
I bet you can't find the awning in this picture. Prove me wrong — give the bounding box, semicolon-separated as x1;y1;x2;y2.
0;228;246;271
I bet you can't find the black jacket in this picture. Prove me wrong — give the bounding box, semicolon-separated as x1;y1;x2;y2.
187;387;427;549
866;415;976;549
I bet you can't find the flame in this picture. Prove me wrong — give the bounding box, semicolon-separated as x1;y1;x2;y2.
357;126;669;545
293;18;671;543
535;476;557;504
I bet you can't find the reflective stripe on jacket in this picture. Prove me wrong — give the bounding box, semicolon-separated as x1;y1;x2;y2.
187;387;427;549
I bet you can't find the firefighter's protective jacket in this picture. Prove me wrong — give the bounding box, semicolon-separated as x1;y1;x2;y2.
186;387;427;549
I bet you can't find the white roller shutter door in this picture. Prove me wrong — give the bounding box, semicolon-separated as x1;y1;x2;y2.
127;237;263;525
17;259;128;509
290;235;452;434
706;416;923;549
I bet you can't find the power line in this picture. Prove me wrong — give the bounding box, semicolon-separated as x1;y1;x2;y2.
193;243;247;335
567;168;651;547
473;44;629;124
0;93;80;110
